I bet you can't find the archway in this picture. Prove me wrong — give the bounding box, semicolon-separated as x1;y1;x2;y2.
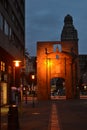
37;41;79;100
50;77;65;99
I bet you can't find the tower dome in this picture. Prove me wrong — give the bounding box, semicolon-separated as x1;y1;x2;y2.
64;14;73;25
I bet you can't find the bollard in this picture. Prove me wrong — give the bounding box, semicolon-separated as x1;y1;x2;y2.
7;104;19;130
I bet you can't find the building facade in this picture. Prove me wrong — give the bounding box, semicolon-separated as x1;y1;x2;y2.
0;0;25;105
79;55;87;93
79;55;87;76
25;55;37;85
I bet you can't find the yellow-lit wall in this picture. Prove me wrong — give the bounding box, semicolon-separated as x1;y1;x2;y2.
1;83;7;105
37;41;79;100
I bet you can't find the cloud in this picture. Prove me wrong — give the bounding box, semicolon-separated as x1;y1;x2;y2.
26;0;87;55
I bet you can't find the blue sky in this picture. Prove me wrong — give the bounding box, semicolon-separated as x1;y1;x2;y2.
25;0;87;56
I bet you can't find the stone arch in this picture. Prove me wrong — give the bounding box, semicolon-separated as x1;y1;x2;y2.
50;76;65;96
37;41;79;100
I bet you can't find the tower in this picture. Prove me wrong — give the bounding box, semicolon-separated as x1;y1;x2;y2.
61;14;80;98
61;14;78;55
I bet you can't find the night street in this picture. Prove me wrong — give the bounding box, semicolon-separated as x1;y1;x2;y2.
1;97;87;130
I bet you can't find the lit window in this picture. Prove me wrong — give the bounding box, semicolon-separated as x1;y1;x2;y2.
1;61;5;71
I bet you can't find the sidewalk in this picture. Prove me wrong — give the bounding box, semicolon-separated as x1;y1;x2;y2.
19;100;52;130
55;99;87;130
1;98;87;130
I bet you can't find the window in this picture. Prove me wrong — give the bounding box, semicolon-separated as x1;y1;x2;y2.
4;20;9;35
1;61;5;71
53;44;62;52
56;55;59;59
0;13;3;30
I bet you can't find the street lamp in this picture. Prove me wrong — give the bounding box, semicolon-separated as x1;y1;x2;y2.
12;60;21;104
8;60;21;130
31;74;35;107
32;75;35;80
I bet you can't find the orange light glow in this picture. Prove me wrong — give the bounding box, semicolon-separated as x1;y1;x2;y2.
13;60;21;67
32;75;35;79
44;59;53;67
48;60;52;67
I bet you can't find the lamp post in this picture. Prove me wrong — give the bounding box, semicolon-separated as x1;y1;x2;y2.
12;60;21;104
31;74;35;107
8;60;21;130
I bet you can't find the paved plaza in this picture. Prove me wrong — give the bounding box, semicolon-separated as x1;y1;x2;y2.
1;96;87;130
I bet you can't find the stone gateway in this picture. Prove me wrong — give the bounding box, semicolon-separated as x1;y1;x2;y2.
37;15;80;100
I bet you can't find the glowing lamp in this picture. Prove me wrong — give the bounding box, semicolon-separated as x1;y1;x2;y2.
13;60;21;67
32;75;35;80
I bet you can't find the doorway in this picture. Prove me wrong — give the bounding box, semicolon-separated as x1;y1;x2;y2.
50;77;65;100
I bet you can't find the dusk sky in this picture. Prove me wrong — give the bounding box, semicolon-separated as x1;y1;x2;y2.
25;0;87;56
